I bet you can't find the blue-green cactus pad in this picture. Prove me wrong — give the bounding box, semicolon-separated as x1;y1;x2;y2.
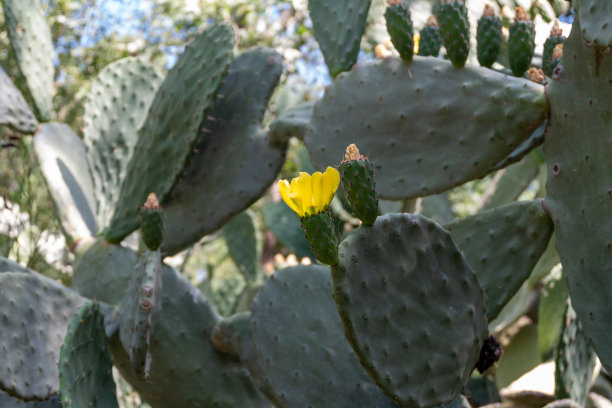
308;0;371;76
446;200;554;321
109;265;269;408
306;56;548;199
0;67;37;133
33;123;97;243
268;101;314;143
332;213;488;407
1;0;54;120
577;0;612;46
73;238;136;305
545;18;612;374
244;265;397;408
160;48;285;255
0;272;84;400
104;23;234;243
83;58;162;231
58;301;118;408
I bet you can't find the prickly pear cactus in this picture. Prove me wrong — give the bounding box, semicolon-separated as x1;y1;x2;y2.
83;58;162;231
306;57;548;200
332;213;488;407
308;0;371;76
0;67;38;133
418;16;442;57
103;23;235;243
545;14;612;375
385;1;414;62
542;21;566;77
476;5;503;68
58;301;119;408
438;0;470;67
508;7;535;76
1;0;55;120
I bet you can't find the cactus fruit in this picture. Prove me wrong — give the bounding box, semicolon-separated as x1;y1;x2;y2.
58;301;119;408
542;21;566;76
339;144;379;226
140;193;164;251
550;44;564;75
332;213;488;407
508;7;536;76
438;0;470;67
385;1;414;62
308;0;371;76
477;5;503;68
418;16;442;57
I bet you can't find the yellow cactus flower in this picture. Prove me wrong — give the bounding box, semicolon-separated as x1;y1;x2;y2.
278;167;340;218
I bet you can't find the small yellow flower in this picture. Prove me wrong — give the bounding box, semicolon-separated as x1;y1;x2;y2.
413;32;420;55
278;167;340;218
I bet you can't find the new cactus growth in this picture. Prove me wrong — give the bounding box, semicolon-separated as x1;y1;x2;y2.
418;16;442;57
339;144;379;226
508;7;536;76
542;21;566;76
438;0;470;67
476;5;503;68
140;193;163;251
385;0;414;62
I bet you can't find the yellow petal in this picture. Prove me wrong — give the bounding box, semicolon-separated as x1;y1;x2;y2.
311;172;323;212
297;172;314;216
279;180;301;215
321;167;340;208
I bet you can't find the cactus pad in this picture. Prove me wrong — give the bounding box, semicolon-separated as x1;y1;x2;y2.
332;213;488;407
269;101;314;143
119;249;163;378
308;0;371;76
1;0;54;120
243;265;397;408
545;18;612;374
223;210;262;284
0;391;61;407
555;302;596;406
109;265;268;408
446;200;554;321
104;23;234;243
33;123;97;244
161;48;285;255
306;56;548;200
72;238;137;305
58;301;118;408
577;0;612;46
0;67;38;133
83;58;162;231
0;272;85;400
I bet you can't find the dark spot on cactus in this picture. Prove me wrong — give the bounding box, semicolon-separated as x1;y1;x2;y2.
552;163;561;176
475;335;503;373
